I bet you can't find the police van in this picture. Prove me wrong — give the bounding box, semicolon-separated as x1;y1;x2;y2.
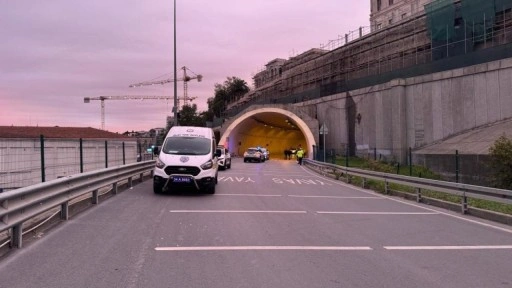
153;126;220;194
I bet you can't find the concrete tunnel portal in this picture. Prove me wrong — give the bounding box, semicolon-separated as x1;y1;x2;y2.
218;108;317;159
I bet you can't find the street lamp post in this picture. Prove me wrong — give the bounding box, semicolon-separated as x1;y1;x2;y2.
173;0;178;126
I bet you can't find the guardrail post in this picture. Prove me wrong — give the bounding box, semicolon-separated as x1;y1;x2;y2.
128;177;133;188
12;224;22;248
415;188;422;203
92;190;99;204
140;173;144;183
461;191;468;214
61;202;69;220
1;200;7;225
113;182;118;195
384;179;389;194
362;178;366;189
122;142;126;165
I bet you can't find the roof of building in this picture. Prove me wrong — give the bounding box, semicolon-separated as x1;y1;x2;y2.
266;58;286;66
0;126;133;139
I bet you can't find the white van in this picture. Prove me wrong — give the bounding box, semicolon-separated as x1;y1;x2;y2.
153;126;220;194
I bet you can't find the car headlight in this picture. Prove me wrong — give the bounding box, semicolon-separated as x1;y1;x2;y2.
155;157;165;169
201;159;213;170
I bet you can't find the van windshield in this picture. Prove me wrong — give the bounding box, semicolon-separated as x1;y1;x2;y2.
162;137;211;155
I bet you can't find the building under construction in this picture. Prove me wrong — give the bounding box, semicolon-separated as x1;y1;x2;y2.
226;0;512;117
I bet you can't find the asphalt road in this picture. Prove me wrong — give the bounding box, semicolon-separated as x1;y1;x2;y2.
0;158;511;288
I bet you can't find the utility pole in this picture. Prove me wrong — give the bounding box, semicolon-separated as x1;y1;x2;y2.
173;0;178;126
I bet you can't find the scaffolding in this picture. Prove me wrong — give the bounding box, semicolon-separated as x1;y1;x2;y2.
225;1;512;118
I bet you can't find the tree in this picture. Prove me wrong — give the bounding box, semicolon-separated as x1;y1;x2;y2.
206;76;250;119
226;77;250;103
488;135;512;189
159;104;207;142
178;104;206;127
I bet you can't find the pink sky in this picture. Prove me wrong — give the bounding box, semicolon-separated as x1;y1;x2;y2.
0;1;370;133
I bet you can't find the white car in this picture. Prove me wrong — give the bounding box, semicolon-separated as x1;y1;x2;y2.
216;146;232;170
243;147;265;163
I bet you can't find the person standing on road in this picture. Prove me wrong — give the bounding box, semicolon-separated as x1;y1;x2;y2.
296;147;304;165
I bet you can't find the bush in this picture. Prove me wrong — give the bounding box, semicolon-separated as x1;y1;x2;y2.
488;135;512;190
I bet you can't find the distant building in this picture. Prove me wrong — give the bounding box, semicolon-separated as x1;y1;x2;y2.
0;126;137;191
253;58;286;88
370;0;433;30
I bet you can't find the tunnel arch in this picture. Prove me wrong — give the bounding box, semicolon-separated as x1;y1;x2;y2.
219;107;317;159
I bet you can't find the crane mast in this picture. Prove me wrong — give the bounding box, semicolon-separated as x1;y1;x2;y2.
84;95;172;130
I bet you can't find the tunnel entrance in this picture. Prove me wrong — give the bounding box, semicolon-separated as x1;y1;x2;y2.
219;108;317;159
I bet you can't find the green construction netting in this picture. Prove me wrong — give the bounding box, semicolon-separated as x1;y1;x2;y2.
495;0;512;11
461;0;495;24
461;0;496;42
425;0;456;41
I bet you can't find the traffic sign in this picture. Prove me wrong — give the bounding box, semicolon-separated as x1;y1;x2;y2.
319;123;329;135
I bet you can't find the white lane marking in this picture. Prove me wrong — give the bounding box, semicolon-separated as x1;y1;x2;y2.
272;178;332;185
155;246;372;251
317;212;439;215
263;173;310;176
216;194;282;197
218;177;256;183
301;166;512;234
225;172;307;176
169;210;307;214
384;245;512;250
289;195;383;199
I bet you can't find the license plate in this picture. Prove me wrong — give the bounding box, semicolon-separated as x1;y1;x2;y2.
173;176;191;183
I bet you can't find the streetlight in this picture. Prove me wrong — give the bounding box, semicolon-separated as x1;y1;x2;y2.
173;0;178;126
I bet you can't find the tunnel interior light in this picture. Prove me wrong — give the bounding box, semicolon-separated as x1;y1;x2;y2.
251;116;298;131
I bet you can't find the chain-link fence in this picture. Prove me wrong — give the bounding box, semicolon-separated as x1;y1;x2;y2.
311;144;494;187
414;151;493;186
0;137;141;192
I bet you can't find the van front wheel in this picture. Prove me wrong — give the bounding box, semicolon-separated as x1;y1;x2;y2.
204;184;216;194
153;181;164;194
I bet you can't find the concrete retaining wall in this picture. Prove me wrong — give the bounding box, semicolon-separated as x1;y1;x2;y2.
296;57;512;166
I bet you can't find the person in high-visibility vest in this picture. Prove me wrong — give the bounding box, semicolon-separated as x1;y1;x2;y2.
296;148;304;165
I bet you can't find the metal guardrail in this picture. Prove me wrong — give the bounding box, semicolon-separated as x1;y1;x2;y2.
0;160;155;249
304;159;512;214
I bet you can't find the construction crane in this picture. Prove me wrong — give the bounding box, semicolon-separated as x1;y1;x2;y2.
129;66;202;108
84;95;172;130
